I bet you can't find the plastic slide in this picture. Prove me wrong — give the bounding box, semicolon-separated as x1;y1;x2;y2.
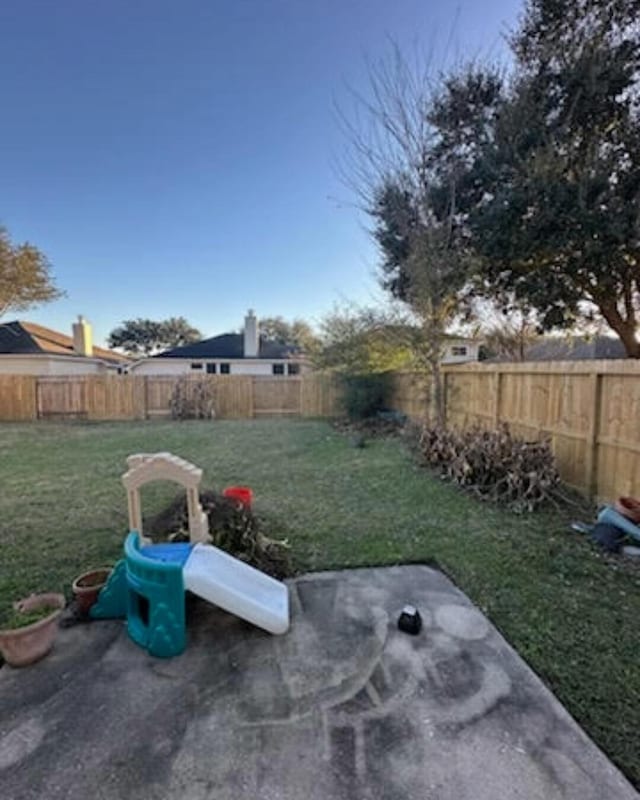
183;544;290;634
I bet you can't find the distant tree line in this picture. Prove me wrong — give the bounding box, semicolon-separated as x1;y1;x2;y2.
107;317;202;356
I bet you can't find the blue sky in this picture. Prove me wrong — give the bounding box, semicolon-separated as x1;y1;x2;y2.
1;0;522;345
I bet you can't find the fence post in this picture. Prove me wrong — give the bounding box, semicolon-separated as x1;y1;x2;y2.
36;377;46;420
24;376;35;420
144;377;150;420
585;371;603;500
492;369;502;428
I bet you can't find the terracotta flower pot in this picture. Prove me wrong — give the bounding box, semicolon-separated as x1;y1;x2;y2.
72;568;112;615
614;496;640;525
0;593;65;667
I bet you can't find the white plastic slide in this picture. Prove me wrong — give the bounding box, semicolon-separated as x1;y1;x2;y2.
183;544;290;634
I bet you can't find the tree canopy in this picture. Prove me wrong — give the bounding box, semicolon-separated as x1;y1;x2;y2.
315;305;412;373
0;226;63;318
343;0;640;359
108;317;202;356
438;0;640;355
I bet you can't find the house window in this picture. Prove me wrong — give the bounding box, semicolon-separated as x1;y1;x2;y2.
206;363;216;374
451;346;467;357
272;363;285;375
220;363;230;374
191;362;203;370
287;363;300;375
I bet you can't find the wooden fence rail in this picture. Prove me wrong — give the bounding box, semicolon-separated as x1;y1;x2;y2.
1;361;639;500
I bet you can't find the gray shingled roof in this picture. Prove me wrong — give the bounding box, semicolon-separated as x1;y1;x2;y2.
154;333;297;360
523;336;626;361
0;322;40;354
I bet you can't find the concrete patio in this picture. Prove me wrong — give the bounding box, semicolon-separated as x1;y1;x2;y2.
1;565;636;799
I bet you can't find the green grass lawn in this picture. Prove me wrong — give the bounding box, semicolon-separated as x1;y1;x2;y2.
1;419;639;786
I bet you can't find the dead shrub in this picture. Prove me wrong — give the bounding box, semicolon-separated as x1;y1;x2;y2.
170;376;216;420
411;422;561;512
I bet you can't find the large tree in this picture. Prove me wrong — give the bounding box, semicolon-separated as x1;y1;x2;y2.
459;0;640;355
108;317;201;356
0;225;63;318
340;47;479;421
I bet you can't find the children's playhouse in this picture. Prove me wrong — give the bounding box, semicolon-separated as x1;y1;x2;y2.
91;452;289;657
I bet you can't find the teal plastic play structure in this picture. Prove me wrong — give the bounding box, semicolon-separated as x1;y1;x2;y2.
92;533;192;658
92;530;290;658
91;452;290;658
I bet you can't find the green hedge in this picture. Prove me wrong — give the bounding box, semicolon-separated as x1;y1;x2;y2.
341;373;393;420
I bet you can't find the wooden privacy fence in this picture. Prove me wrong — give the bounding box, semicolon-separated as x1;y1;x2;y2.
2;362;640;500
391;361;640;502
0;374;342;422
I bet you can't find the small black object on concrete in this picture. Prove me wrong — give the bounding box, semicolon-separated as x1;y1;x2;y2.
398;605;422;635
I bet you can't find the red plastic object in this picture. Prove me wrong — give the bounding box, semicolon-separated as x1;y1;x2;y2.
223;486;253;509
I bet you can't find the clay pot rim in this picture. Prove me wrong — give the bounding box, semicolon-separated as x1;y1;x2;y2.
72;568;112;593
0;593;65;636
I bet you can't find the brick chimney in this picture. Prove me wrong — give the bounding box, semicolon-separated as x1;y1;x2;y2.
72;315;93;357
243;309;259;358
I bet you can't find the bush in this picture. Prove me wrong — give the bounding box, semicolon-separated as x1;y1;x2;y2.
341;373;393;420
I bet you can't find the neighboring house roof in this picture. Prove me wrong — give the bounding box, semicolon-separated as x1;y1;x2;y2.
0;321;128;364
154;333;299;360
491;336;626;362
